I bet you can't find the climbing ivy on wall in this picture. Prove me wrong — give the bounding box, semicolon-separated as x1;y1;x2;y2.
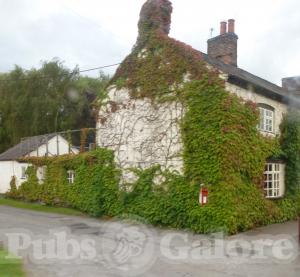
103;0;300;233
7;157;299;235
180;79;281;186
5;0;300;234
112;31;207;101
110;14;280;189
7;149;121;217
281;108;300;195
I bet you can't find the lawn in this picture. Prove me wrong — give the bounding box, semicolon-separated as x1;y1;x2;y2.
0;247;25;277
0;197;84;217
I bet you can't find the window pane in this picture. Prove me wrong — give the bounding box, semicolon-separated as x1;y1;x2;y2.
264;163;284;199
259;107;274;132
268;181;273;188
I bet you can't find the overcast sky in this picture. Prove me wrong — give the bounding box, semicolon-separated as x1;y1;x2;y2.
0;0;299;85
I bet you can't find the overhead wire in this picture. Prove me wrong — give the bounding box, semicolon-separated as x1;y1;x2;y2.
0;63;121;83
0;3;129;84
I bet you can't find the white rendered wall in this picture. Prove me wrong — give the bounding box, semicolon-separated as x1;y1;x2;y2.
97;81;289;183
29;135;78;157
97;86;184;182
0;161;29;193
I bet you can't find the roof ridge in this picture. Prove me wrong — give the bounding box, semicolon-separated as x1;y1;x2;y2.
202;53;290;101
0;133;57;161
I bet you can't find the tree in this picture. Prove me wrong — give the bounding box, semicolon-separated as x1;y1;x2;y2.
0;59;109;153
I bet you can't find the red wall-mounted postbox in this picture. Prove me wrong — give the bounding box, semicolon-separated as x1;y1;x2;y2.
199;186;208;206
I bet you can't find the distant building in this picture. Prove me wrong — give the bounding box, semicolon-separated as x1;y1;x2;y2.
0;134;78;193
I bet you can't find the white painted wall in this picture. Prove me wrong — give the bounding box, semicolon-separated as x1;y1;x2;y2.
97;79;289;184
0;135;79;193
29;135;78;157
0;161;29;193
97;86;184;183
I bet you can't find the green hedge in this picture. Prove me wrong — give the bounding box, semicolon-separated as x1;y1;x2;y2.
6;156;300;235
7;149;121;217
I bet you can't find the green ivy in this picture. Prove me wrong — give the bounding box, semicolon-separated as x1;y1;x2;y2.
180;79;278;185
281;108;300;195
6;9;300;234
7;149;121;217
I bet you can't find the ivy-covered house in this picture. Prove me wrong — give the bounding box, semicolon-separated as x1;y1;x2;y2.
5;0;300;234
96;0;300;201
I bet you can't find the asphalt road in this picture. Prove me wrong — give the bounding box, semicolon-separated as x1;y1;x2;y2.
0;205;300;277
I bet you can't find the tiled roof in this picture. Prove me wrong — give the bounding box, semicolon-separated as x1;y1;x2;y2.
203;54;292;103
0;134;56;161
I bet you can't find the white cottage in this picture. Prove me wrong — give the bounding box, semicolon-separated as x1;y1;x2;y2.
97;0;300;199
0;134;78;193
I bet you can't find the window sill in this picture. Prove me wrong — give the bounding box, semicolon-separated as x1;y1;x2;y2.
265;195;285;200
259;130;275;135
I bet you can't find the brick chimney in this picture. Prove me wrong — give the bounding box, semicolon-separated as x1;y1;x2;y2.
220;21;227;35
282;76;300;97
207;19;238;67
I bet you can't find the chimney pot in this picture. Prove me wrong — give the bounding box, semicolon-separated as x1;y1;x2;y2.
220;21;227;35
228;19;235;33
207;19;238;66
282;76;300;91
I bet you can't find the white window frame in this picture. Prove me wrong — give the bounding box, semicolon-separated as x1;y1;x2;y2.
21;166;28;180
258;106;274;133
37;166;47;183
263;163;284;199
67;170;75;184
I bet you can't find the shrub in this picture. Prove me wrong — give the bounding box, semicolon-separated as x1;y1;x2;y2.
7;149;120;217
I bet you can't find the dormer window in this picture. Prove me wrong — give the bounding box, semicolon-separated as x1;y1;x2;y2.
258;104;275;133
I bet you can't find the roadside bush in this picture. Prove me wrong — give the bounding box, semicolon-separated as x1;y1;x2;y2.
6;176;19;199
7;149;120;217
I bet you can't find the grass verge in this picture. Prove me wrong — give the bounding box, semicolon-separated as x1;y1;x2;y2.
0;247;25;277
0;197;84;217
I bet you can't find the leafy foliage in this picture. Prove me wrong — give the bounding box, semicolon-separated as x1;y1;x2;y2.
112;30;206;100
7;149;120;217
103;0;297;234
105;0;300;234
7;159;299;235
281;108;300;195
4;0;300;235
181;79;279;185
0;60;109;153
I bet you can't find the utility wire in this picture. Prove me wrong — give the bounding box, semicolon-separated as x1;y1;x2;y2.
79;63;120;73
0;63;121;84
